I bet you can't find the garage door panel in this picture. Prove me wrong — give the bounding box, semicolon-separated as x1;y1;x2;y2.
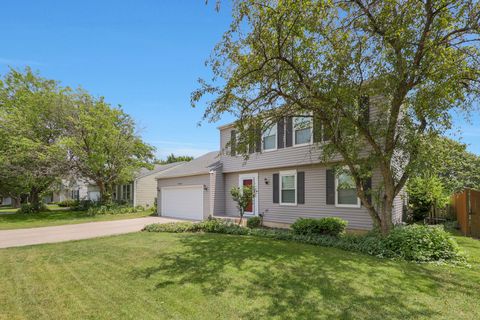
161;186;203;220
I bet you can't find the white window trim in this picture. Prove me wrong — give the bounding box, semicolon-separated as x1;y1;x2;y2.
334;170;361;208
262;123;278;152
238;173;259;216
293;116;313;147
279;170;297;206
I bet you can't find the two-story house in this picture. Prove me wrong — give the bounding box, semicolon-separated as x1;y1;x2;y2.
155;113;405;231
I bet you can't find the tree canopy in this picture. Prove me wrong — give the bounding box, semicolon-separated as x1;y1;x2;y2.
0;68;71;210
157;154;194;164
0;68;155;209
412;136;480;193
66;92;155;203
193;0;480;233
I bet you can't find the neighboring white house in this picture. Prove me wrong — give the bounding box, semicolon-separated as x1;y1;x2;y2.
50;178;100;203
0;197;12;206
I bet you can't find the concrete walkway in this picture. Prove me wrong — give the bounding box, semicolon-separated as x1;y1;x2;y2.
0;216;179;249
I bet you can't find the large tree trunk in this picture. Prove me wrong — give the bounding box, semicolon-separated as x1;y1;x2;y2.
379;192;395;235
12;196;21;208
97;181;111;204
29;188;42;212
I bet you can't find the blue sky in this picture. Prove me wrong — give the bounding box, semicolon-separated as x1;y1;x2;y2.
0;0;478;158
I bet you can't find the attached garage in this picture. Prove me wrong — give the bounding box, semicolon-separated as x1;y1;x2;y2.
155;151;223;221
161;185;204;220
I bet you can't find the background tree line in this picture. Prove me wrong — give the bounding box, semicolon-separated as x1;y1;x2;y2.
0;68;156;211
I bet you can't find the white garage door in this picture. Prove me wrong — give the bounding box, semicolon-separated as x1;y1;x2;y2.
161;186;204;220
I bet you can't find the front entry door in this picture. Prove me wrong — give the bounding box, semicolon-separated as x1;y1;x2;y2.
239;173;258;215
242;179;253;213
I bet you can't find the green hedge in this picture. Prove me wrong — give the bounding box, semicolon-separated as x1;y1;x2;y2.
382;224;461;262
246;216;262;229
86;204;146;216
291;217;347;236
17;203;48;214
143;219;464;263
57;200;79;207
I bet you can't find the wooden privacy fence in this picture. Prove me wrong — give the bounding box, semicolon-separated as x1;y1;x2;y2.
451;189;480;238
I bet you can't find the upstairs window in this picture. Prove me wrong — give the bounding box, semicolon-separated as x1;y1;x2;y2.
262;123;277;151
293;116;312;146
335;170;360;208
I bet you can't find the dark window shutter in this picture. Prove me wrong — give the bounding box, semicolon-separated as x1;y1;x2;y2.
273;173;279;204
360;95;370;125
230;130;237;156
363;177;372;205
277;118;285;149
297;171;305;204
323;122;332;142
285;116;293;147
248;126;255;154
326;169;335;205
313;113;322;143
255;126;262;153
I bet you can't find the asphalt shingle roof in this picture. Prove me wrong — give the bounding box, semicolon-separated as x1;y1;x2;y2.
135;162;185;179
155;151;221;179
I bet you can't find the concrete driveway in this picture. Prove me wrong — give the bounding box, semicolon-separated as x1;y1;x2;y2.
0;216;180;249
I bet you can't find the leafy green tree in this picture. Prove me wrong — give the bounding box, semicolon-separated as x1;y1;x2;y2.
193;0;480;234
230;185;255;225
66;92;155;203
158;154;194;164
0;68;70;211
414;136;480;194
406;175;450;221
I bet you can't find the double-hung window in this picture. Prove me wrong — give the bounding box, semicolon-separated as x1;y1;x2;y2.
122;184;132;201
280;170;297;205
335;170;361;208
262;123;277;151
293;116;312;146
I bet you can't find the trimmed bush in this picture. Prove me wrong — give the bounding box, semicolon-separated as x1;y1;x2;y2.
17;203;48;214
382;224;461;262
57;200;79;207
72;200;96;211
246;216;262;229
143;222;199;233
291;217;347;236
86;203;146;216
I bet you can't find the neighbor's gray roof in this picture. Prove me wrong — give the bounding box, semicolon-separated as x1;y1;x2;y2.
155;151;221;179
135;162;185;180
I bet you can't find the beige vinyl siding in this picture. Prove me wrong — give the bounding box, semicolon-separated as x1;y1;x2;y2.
156;174;210;219
218;98;381;174
209;168;225;216
223;164;375;230
134;174;159;208
392;188;406;225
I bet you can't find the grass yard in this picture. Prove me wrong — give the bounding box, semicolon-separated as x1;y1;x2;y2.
0;205;154;230
0;232;479;319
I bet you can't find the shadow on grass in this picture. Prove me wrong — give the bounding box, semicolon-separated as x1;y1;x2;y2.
131;233;480;319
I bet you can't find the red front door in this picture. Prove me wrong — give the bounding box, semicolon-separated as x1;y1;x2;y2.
242;179;253;213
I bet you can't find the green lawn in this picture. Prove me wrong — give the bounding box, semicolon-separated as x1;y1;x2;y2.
0;232;479;319
0;205;154;230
